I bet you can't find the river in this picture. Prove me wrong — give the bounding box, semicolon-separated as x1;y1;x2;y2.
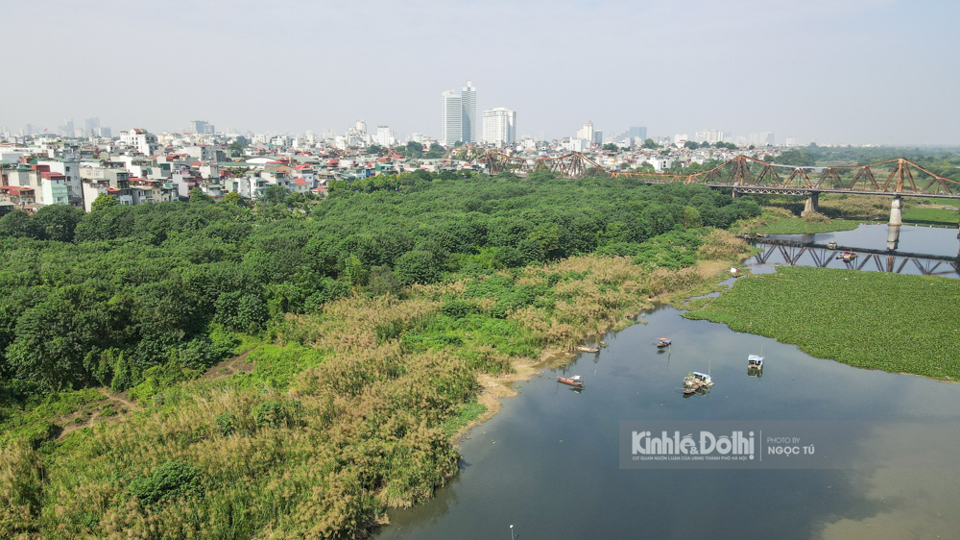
375;225;960;539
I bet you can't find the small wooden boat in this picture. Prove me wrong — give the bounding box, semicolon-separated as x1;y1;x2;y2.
827;241;838;250
657;338;672;348
576;346;600;353
748;354;764;370
557;375;584;387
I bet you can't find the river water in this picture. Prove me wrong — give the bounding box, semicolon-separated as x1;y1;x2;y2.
375;225;960;540
755;223;959;277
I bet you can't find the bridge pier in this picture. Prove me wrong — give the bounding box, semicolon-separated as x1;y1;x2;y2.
887;224;901;251
803;192;820;214
889;196;903;226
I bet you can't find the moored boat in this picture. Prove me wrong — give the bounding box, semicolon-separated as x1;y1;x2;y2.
557;375;584;387
683;371;713;389
576;346;600;353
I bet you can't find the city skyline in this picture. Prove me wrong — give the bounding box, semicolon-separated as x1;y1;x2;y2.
1;0;958;145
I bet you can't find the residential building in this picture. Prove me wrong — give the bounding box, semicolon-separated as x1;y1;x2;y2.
694;129;724;144
120;129;158;155
482;107;516;145
39;172;70;206
577;122;594;144
37;158;82;202
376;126;394;147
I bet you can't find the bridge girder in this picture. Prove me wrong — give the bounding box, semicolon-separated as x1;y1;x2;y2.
473;151;960;197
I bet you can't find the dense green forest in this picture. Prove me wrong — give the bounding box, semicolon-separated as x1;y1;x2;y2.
0;172;759;399
0;171;760;539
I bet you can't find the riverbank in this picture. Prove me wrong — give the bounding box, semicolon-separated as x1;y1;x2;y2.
685;266;960;380
0;231;753;539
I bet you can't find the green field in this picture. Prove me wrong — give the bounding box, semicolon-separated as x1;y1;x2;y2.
902;205;959;227
750;217;862;234
685;267;960;380
734;208;864;235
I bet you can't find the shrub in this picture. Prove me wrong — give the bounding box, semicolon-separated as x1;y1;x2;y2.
251;400;302;428
440;299;481;319
215;412;236;436
129;460;204;507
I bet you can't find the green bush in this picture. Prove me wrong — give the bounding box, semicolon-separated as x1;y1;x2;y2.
215;412;236;436
128;459;204;507
251;399;302;429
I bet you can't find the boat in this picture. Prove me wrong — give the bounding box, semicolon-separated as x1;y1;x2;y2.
576;346;600;353
657;338;672;348
748;354;764;370
827;241;838;249
682;385;711;397
557;375;584;387
683;371;713;389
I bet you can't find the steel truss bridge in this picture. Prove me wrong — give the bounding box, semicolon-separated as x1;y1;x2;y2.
469;151;960;199
751;238;958;277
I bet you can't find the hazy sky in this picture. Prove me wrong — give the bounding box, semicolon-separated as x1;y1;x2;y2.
2;0;958;145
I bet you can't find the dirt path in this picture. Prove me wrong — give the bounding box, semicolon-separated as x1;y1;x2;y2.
202;350;255;380
55;351;256;440
56;387;139;439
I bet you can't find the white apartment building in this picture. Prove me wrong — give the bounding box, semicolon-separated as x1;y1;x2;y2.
39;172;69;206
376;126;394;147
119;129;159;155
576;122;593;142
482;107;516;145
694;129;724;144
37;159;81;200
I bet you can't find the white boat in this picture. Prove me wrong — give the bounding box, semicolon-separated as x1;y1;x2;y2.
748;354;764;369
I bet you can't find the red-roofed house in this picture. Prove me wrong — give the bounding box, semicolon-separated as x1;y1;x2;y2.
292;177;312;193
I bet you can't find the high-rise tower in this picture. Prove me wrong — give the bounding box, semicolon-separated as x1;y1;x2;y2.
461;80;476;143
441;90;462;145
482;107;516;145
